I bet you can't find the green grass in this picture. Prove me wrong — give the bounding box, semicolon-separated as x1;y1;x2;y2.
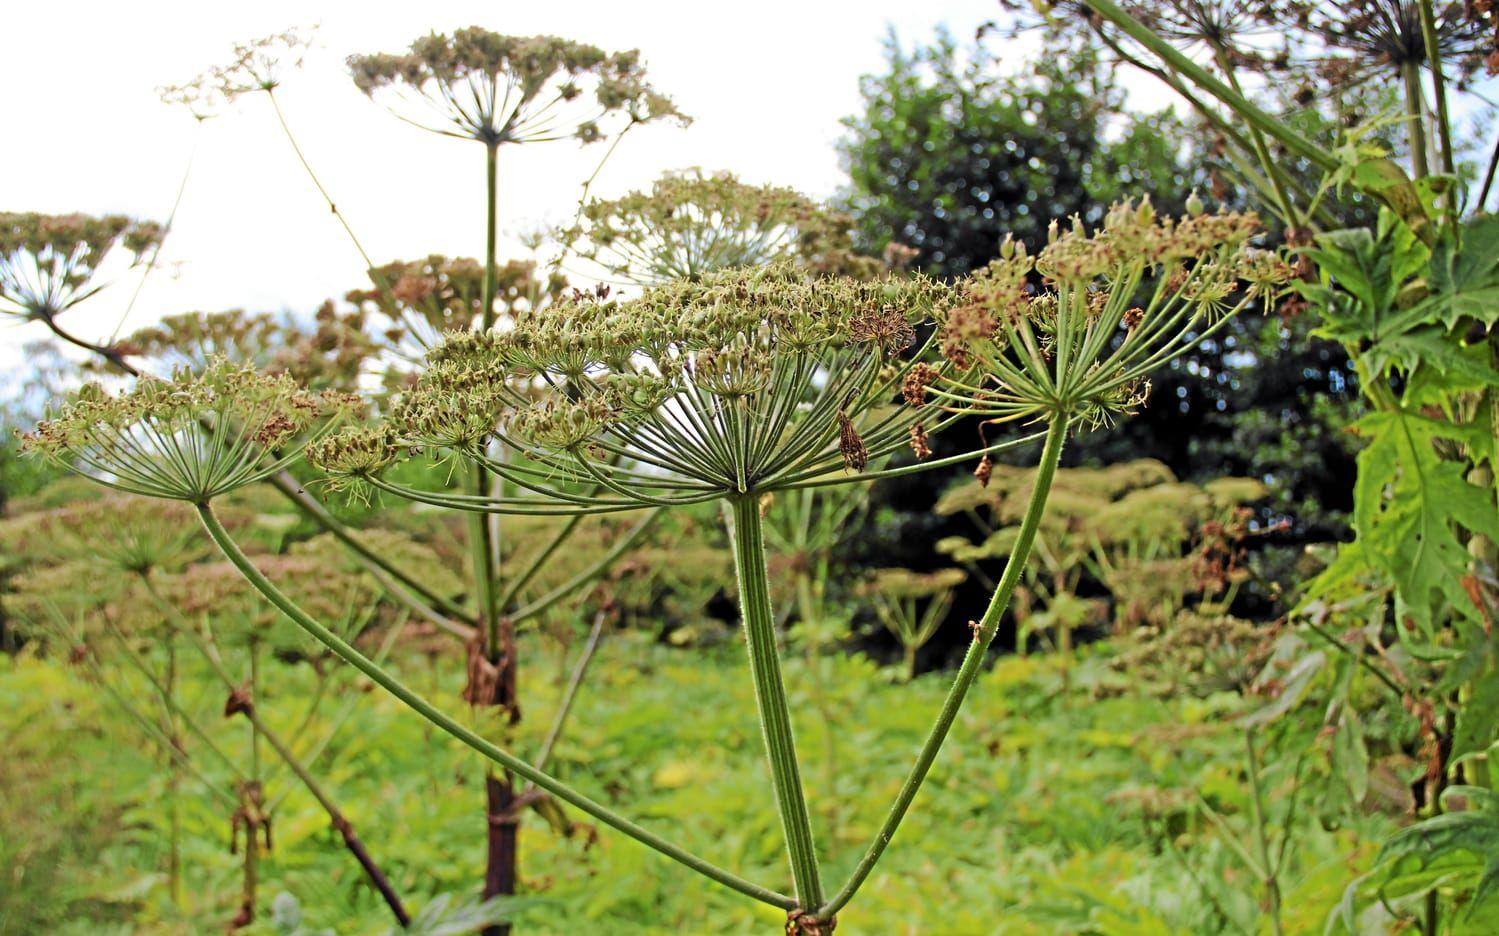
0;630;1393;935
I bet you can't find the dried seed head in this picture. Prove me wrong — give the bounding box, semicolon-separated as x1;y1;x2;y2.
908;422;932;460
902;362;940;406
974;454;994;488
837;409;868;472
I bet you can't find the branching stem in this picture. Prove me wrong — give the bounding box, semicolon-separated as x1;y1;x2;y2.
194;501;795;911
817;410;1068;919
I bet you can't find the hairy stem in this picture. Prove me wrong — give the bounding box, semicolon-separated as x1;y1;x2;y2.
818;411;1068;918
194;502;795;910
729;495;824;910
1417;0;1458;236
1081;0;1334;173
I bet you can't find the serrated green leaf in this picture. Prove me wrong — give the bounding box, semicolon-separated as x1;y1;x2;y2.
1349;409;1499;631
1338;787;1499;930
1364;329;1499;389
1427;215;1499;329
1302;213;1430;349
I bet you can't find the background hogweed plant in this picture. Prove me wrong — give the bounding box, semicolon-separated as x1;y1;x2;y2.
154;28;689;928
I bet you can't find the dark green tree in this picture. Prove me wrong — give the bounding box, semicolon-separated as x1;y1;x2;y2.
838;28;1364;633
838;28;1199;276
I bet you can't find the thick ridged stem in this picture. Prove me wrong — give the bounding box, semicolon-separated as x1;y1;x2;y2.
472;147;511;931
817;411;1068;919
729;495;824;910
1402;60;1432;180
194;502;795;911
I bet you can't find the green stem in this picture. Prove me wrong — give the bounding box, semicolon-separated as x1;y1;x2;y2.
1402;60;1432;180
507;508;662;623
482;140;500;329
1245;729;1284;936
795;571;818;630
1081;0;1334;173
267;89;380;275
265;473;475;631
530;610;606;777
103;613;244;780
165;636;182;906
1417;0;1458;237
729;495;824;909
1479;131;1499;211
467;463;501;650
1213;48;1302;230
817;411;1068;919
495;513;585;612
75;646;238;806
249;636;262;781
193;502;794;911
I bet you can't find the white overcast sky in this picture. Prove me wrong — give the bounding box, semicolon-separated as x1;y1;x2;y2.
0;0;1128;378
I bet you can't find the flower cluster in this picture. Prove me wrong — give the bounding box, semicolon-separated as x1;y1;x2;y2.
312;265;962;506
120;305;376;391
344;254;565;352
561;168;882;285
347;29;686;145
922;200;1292;433
25;359;356;502
0;212;164;321
158;27;314;113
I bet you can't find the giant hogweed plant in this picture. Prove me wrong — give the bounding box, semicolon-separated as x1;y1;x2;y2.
0;211;164;370
344;34;684;919
156;28;686;923
1065;0;1499;928
28;204;1288;931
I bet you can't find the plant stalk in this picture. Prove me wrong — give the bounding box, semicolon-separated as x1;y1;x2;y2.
194;502;795;911
818;411;1068;919
1402;61;1432;180
1245;729;1284;936
729;495;825;911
